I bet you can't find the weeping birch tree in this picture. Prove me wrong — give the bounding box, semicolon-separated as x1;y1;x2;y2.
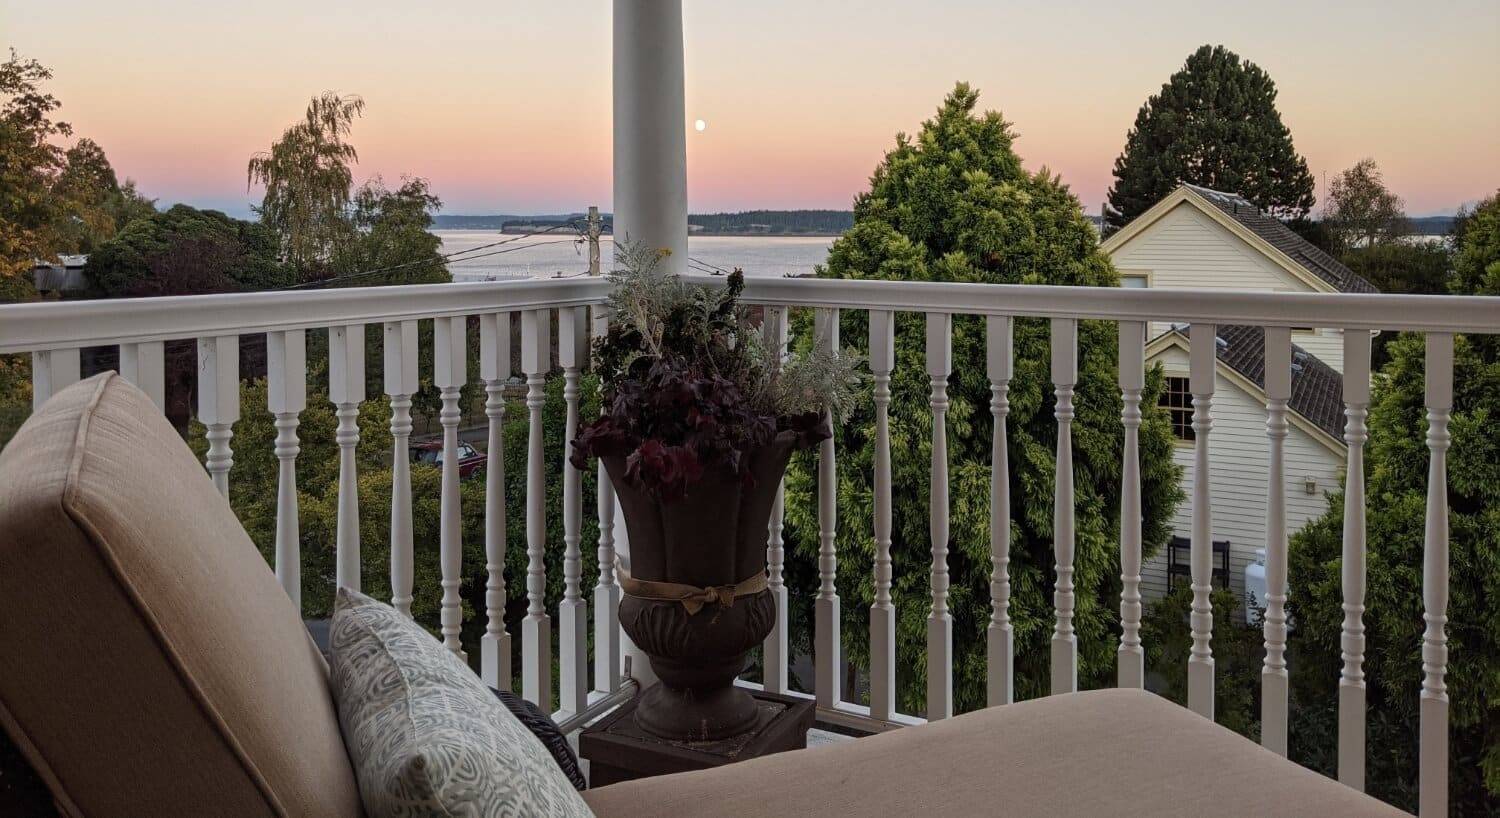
247;92;365;273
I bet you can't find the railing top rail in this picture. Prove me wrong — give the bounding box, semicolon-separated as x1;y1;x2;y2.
687;275;1500;335
0;277;611;353
5;273;1498;354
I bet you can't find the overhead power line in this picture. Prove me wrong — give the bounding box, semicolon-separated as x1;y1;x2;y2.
688;256;731;275
283;219;589;290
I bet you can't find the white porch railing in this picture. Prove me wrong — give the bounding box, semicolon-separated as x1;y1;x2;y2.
2;275;1496;816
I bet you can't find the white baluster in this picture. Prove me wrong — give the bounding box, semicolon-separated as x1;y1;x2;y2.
1262;327;1292;754
479;313;513;690
987;315;1014;706
267;330;306;610
814;307;841;708
595;461;620;691
926;313;954;719
197;336;239;497
1420;332;1453;818
762;306;791;695
869;310;896;720
592;305;621;694
118;341;165;410
559;307;589;715
1339;330;1372;791
384;320;419;616
1117;321;1146;689
30;348;80;410
435;316;466;657
522;309;553;711
1187;323;1217;719
330;324;365;593
1050;318;1078;695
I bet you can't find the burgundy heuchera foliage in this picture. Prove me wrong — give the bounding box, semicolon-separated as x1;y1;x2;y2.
569;269;828;501
570;355;826;500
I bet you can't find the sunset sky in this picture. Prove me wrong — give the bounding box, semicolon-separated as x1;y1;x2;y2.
5;1;1497;218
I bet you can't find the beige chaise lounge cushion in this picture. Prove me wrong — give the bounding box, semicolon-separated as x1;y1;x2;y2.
0;374;363;817
584;688;1403;817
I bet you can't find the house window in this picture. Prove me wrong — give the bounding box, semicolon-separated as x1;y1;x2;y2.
1121;273;1149;289
1161;376;1195;441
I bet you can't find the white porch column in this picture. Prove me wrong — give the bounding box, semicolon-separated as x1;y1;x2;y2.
613;0;688;272
612;0;688;686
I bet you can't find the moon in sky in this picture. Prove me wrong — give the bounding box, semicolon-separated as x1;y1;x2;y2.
694;119;707;132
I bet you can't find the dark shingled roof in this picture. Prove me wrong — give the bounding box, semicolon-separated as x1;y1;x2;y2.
1169;324;1347;440
1181;184;1378;294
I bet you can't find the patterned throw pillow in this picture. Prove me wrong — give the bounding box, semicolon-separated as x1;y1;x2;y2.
329;589;593;818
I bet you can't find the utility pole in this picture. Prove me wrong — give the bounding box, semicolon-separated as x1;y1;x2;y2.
587;206;602;277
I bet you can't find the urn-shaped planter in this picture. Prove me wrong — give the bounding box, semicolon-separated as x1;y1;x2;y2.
603;431;798;742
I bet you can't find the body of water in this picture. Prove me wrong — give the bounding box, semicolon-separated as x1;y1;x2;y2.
437;231;834;281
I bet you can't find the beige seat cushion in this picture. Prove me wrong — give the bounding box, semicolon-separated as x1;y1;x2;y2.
0;373;363;817
584;688;1402;817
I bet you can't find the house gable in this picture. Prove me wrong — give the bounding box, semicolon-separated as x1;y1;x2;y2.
1104;193;1329;295
1104;187;1355;373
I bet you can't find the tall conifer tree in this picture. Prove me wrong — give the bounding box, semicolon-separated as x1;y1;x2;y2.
1105;45;1315;233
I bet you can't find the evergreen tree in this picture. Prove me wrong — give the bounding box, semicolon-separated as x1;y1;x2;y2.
1450;192;1500;298
1339;241;1454;368
83;204;291;296
782;84;1182;714
1283;321;1499;813
1341;243;1451;297
1105;45;1315;233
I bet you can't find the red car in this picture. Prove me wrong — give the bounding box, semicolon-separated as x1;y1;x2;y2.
410;440;486;479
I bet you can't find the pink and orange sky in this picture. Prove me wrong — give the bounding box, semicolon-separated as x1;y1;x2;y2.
5;1;1497;217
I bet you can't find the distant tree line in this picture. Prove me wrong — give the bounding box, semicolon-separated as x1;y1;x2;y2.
689;209;852;235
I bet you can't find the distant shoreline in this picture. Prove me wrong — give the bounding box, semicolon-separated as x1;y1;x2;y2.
434;209;854;236
435;210;1460;238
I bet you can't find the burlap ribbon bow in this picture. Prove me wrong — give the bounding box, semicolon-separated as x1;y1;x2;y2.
616;560;768;615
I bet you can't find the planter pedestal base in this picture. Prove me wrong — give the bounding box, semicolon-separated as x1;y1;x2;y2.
617;589;778;742
579;688;815;788
634;679;760;741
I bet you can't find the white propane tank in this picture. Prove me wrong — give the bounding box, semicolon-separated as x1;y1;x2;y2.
1244;548;1268;625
